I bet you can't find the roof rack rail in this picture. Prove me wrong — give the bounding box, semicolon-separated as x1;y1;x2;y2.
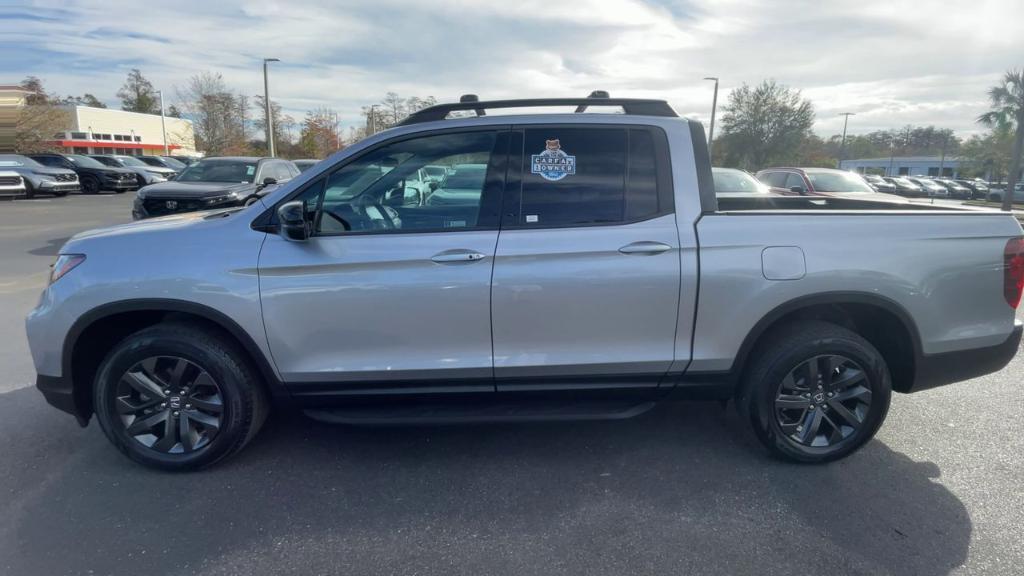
399;91;677;126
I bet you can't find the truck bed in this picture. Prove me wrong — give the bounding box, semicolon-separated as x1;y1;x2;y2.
716;194;992;213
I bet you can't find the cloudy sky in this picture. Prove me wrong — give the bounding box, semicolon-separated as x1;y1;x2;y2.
2;0;1021;138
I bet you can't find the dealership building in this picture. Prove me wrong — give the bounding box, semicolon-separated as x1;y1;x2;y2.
48;105;198;157
838;156;964;178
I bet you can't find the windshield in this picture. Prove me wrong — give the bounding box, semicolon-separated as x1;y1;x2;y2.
805;172;874;193
67;154;106;168
713;169;768;194
891;177;917;187
115;156;148;167
176;159;258;183
0;155;38;168
913;178;943;189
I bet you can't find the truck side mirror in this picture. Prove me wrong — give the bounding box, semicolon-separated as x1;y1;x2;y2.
277;201;309;242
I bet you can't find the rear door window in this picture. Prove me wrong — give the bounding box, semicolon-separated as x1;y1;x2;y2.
515;127;667;227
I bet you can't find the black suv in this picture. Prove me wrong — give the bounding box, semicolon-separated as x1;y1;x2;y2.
28;153;138;194
133;156;299;219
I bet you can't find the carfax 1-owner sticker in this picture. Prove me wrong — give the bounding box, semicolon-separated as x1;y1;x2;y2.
531;139;576;181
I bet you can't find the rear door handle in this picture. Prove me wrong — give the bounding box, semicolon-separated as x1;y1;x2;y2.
618;241;672;255
431;249;488;263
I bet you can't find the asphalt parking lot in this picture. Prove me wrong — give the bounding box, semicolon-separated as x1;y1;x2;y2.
1;192;1022;575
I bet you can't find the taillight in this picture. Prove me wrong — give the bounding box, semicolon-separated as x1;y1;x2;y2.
1005;237;1024;308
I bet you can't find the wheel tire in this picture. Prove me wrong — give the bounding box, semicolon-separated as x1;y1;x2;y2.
737;321;891;464
23;181;35;199
81;176;100;195
93;322;269;471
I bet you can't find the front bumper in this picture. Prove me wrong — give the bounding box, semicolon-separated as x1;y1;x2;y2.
37;374;89;427
908;320;1022;393
104;180;139;192
38;181;81;193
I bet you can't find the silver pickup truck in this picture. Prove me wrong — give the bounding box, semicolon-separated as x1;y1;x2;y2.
26;95;1024;470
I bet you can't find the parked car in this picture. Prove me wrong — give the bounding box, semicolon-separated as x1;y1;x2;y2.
425;163;488;206
905;177;949;198
137;155;187;173
90;154;177;187
882;177;925;197
170;155;197;166
933;178;972;199
862;174;896;194
988;182;1024;204
292;159;321;172
0;154;80;197
712;167;772;196
132;156;300;219
0;170;26;198
756;167;906;202
955;179;989;200
26;94;1023;471
28;153;137;194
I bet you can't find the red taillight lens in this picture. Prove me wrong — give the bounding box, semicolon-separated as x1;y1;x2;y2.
1005;237;1024;309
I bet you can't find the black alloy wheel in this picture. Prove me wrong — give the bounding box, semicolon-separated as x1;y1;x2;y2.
81;175;100;194
116;356;224;454
94;321;269;470
739;320;891;463
773;354;872;448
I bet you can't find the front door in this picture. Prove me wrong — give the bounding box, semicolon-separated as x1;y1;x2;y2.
258;128;508;396
491;126;682;391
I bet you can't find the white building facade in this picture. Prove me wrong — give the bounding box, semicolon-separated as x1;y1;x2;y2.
48;106;198;157
838;156;962;178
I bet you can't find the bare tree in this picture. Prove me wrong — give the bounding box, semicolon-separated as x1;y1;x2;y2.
13;76;69;154
175;72;245;156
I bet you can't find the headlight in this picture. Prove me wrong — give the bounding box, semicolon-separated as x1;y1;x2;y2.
148;173;167;182
204;194;236;205
50;254;86;285
33;172;56;181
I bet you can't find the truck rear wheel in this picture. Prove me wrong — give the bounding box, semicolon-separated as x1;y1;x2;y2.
738;321;891;463
93;322;268;471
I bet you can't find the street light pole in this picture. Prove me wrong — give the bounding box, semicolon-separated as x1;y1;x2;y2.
262;58;280;157
368;104;379;135
157;90;168;156
703;77;719;150
837;112;855;169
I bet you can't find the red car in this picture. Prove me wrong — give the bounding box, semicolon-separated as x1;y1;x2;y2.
755;167;907;202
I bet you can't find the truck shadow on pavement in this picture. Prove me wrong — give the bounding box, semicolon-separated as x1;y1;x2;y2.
0;387;969;576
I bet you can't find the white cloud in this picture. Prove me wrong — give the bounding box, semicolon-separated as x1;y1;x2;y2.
2;0;1021;138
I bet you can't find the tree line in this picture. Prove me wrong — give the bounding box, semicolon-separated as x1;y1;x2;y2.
13;68;1022;209
14;70;438;160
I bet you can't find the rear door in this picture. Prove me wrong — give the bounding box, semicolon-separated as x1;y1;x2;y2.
490;125;681;391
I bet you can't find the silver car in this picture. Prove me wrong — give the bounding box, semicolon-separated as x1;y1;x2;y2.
0;154;80;197
25;95;1024;470
0;170;26;198
90;154;176;186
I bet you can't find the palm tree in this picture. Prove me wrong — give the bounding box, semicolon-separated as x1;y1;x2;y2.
978;69;1024;211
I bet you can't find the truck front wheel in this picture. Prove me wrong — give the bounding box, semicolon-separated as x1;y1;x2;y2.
738;321;892;463
93;322;269;471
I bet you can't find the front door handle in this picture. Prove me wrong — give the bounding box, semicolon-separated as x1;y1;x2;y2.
618;241;672;255
431;249;487;263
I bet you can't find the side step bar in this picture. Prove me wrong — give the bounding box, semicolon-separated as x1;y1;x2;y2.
304;400;657;426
